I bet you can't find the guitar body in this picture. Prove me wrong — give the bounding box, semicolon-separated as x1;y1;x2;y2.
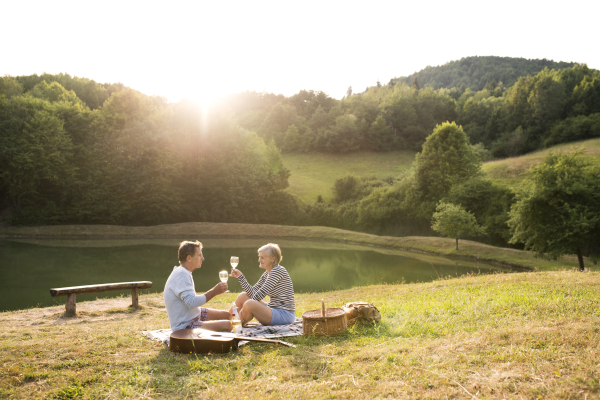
169;328;296;354
170;329;238;354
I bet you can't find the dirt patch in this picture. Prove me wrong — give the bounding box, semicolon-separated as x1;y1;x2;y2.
0;297;154;328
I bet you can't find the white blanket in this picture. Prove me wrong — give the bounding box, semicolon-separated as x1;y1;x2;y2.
143;317;303;347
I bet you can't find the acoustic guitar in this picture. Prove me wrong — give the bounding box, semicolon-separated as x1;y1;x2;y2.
169;328;297;354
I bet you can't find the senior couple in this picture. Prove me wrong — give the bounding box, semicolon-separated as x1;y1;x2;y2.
164;240;296;332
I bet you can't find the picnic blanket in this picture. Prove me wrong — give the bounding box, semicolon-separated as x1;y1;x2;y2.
143;317;303;347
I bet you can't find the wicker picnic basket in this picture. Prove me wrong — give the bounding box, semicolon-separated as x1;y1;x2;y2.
302;299;347;336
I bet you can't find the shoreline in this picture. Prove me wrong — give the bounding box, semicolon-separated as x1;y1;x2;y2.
0;222;581;271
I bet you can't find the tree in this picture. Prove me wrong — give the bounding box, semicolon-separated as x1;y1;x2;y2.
346;86;353;97
412;76;421;90
431;202;485;250
408;121;482;220
508;149;600;271
0;95;75;216
0;76;24;99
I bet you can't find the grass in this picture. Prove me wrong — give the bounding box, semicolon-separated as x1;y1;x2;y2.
282;151;416;203
1;270;599;399
0;222;587;271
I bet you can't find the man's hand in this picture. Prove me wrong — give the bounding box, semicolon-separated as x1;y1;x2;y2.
213;282;228;294
230;268;242;278
204;282;228;302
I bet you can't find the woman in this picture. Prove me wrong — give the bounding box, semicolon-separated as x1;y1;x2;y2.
230;243;296;326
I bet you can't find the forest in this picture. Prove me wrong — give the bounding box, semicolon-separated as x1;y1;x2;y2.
1;56;600;262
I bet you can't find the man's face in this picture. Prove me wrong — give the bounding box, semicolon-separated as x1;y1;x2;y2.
188;247;204;271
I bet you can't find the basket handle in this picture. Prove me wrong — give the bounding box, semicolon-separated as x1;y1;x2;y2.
321;299;325;319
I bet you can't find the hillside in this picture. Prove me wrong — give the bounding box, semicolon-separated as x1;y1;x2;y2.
1;271;598;398
281;138;600;201
388;56;577;91
282;151;416;203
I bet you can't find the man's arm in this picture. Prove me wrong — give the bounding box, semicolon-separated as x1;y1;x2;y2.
203;282;228;303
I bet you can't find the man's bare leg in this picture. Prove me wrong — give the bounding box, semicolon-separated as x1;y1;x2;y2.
205;308;230;321
200;319;232;332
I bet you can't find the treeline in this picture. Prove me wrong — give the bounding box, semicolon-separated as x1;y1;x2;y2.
215;61;599;158
0;75;299;225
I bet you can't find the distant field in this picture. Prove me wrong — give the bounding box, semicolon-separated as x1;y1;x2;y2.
282;139;600;202
483;138;600;188
282;151;416;203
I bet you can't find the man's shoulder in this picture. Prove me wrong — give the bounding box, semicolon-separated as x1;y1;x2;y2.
167;266;192;283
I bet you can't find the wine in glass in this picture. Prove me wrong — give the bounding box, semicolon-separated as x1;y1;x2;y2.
230;256;239;270
219;270;229;293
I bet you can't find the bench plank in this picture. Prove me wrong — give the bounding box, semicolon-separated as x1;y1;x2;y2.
50;281;153;297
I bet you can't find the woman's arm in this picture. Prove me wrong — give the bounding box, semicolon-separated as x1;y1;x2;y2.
236;271;268;298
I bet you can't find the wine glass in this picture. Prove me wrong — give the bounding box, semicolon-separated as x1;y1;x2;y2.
230;256;239;270
219;270;229;293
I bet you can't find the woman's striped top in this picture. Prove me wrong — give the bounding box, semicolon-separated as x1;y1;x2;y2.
237;265;295;312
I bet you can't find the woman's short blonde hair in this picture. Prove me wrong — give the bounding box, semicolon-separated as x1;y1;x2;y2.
258;243;282;265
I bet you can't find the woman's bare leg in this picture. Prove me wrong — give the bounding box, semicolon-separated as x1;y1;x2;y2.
235;292;251;309
239;299;272;326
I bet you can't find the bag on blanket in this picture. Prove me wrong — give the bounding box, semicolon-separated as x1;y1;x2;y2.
342;302;381;326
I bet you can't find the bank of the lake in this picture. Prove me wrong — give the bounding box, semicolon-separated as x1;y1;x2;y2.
0;222;585;271
1;271;598;399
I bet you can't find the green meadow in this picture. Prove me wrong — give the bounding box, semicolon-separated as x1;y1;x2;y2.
282;138;600;202
282;151;416;203
1;270;598;399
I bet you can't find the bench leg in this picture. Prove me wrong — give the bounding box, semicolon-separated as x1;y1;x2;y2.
65;293;76;316
131;288;139;308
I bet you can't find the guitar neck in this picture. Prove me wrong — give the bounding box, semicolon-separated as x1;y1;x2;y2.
236;336;296;348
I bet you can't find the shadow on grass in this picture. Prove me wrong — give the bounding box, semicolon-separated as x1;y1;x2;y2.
144;322;396;385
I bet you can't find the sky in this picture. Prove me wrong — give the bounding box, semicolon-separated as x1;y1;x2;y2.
2;0;598;105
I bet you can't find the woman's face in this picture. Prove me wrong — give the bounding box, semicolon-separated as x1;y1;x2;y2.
258;250;275;270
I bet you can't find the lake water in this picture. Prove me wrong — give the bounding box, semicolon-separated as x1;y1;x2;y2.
0;238;508;312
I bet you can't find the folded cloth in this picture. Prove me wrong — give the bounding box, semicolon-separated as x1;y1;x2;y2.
143;317;303;347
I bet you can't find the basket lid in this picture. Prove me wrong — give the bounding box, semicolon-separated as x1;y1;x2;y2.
302;308;345;319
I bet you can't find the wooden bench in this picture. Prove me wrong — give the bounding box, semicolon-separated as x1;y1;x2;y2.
50;281;153;316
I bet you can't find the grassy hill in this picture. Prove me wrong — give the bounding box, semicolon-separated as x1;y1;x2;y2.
282;138;600;202
482;138;600;188
282;151;416;203
1;270;598;399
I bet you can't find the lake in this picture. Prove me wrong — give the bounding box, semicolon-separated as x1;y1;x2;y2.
0;238;508;312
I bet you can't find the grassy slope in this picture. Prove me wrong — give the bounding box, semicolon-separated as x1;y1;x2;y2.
482;138;600;188
0;222;585;271
1;271;598;399
282;151;416;203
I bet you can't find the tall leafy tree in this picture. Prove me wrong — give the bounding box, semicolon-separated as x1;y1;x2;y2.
408;121;482;220
508;149;600;271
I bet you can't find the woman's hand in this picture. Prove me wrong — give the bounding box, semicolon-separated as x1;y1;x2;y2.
230;268;242;278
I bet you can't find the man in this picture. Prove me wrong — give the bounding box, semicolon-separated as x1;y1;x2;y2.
164;240;232;332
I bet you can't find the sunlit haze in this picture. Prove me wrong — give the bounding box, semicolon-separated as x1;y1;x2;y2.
3;0;598;105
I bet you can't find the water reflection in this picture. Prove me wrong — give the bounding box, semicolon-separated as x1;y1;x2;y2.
0;239;506;311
